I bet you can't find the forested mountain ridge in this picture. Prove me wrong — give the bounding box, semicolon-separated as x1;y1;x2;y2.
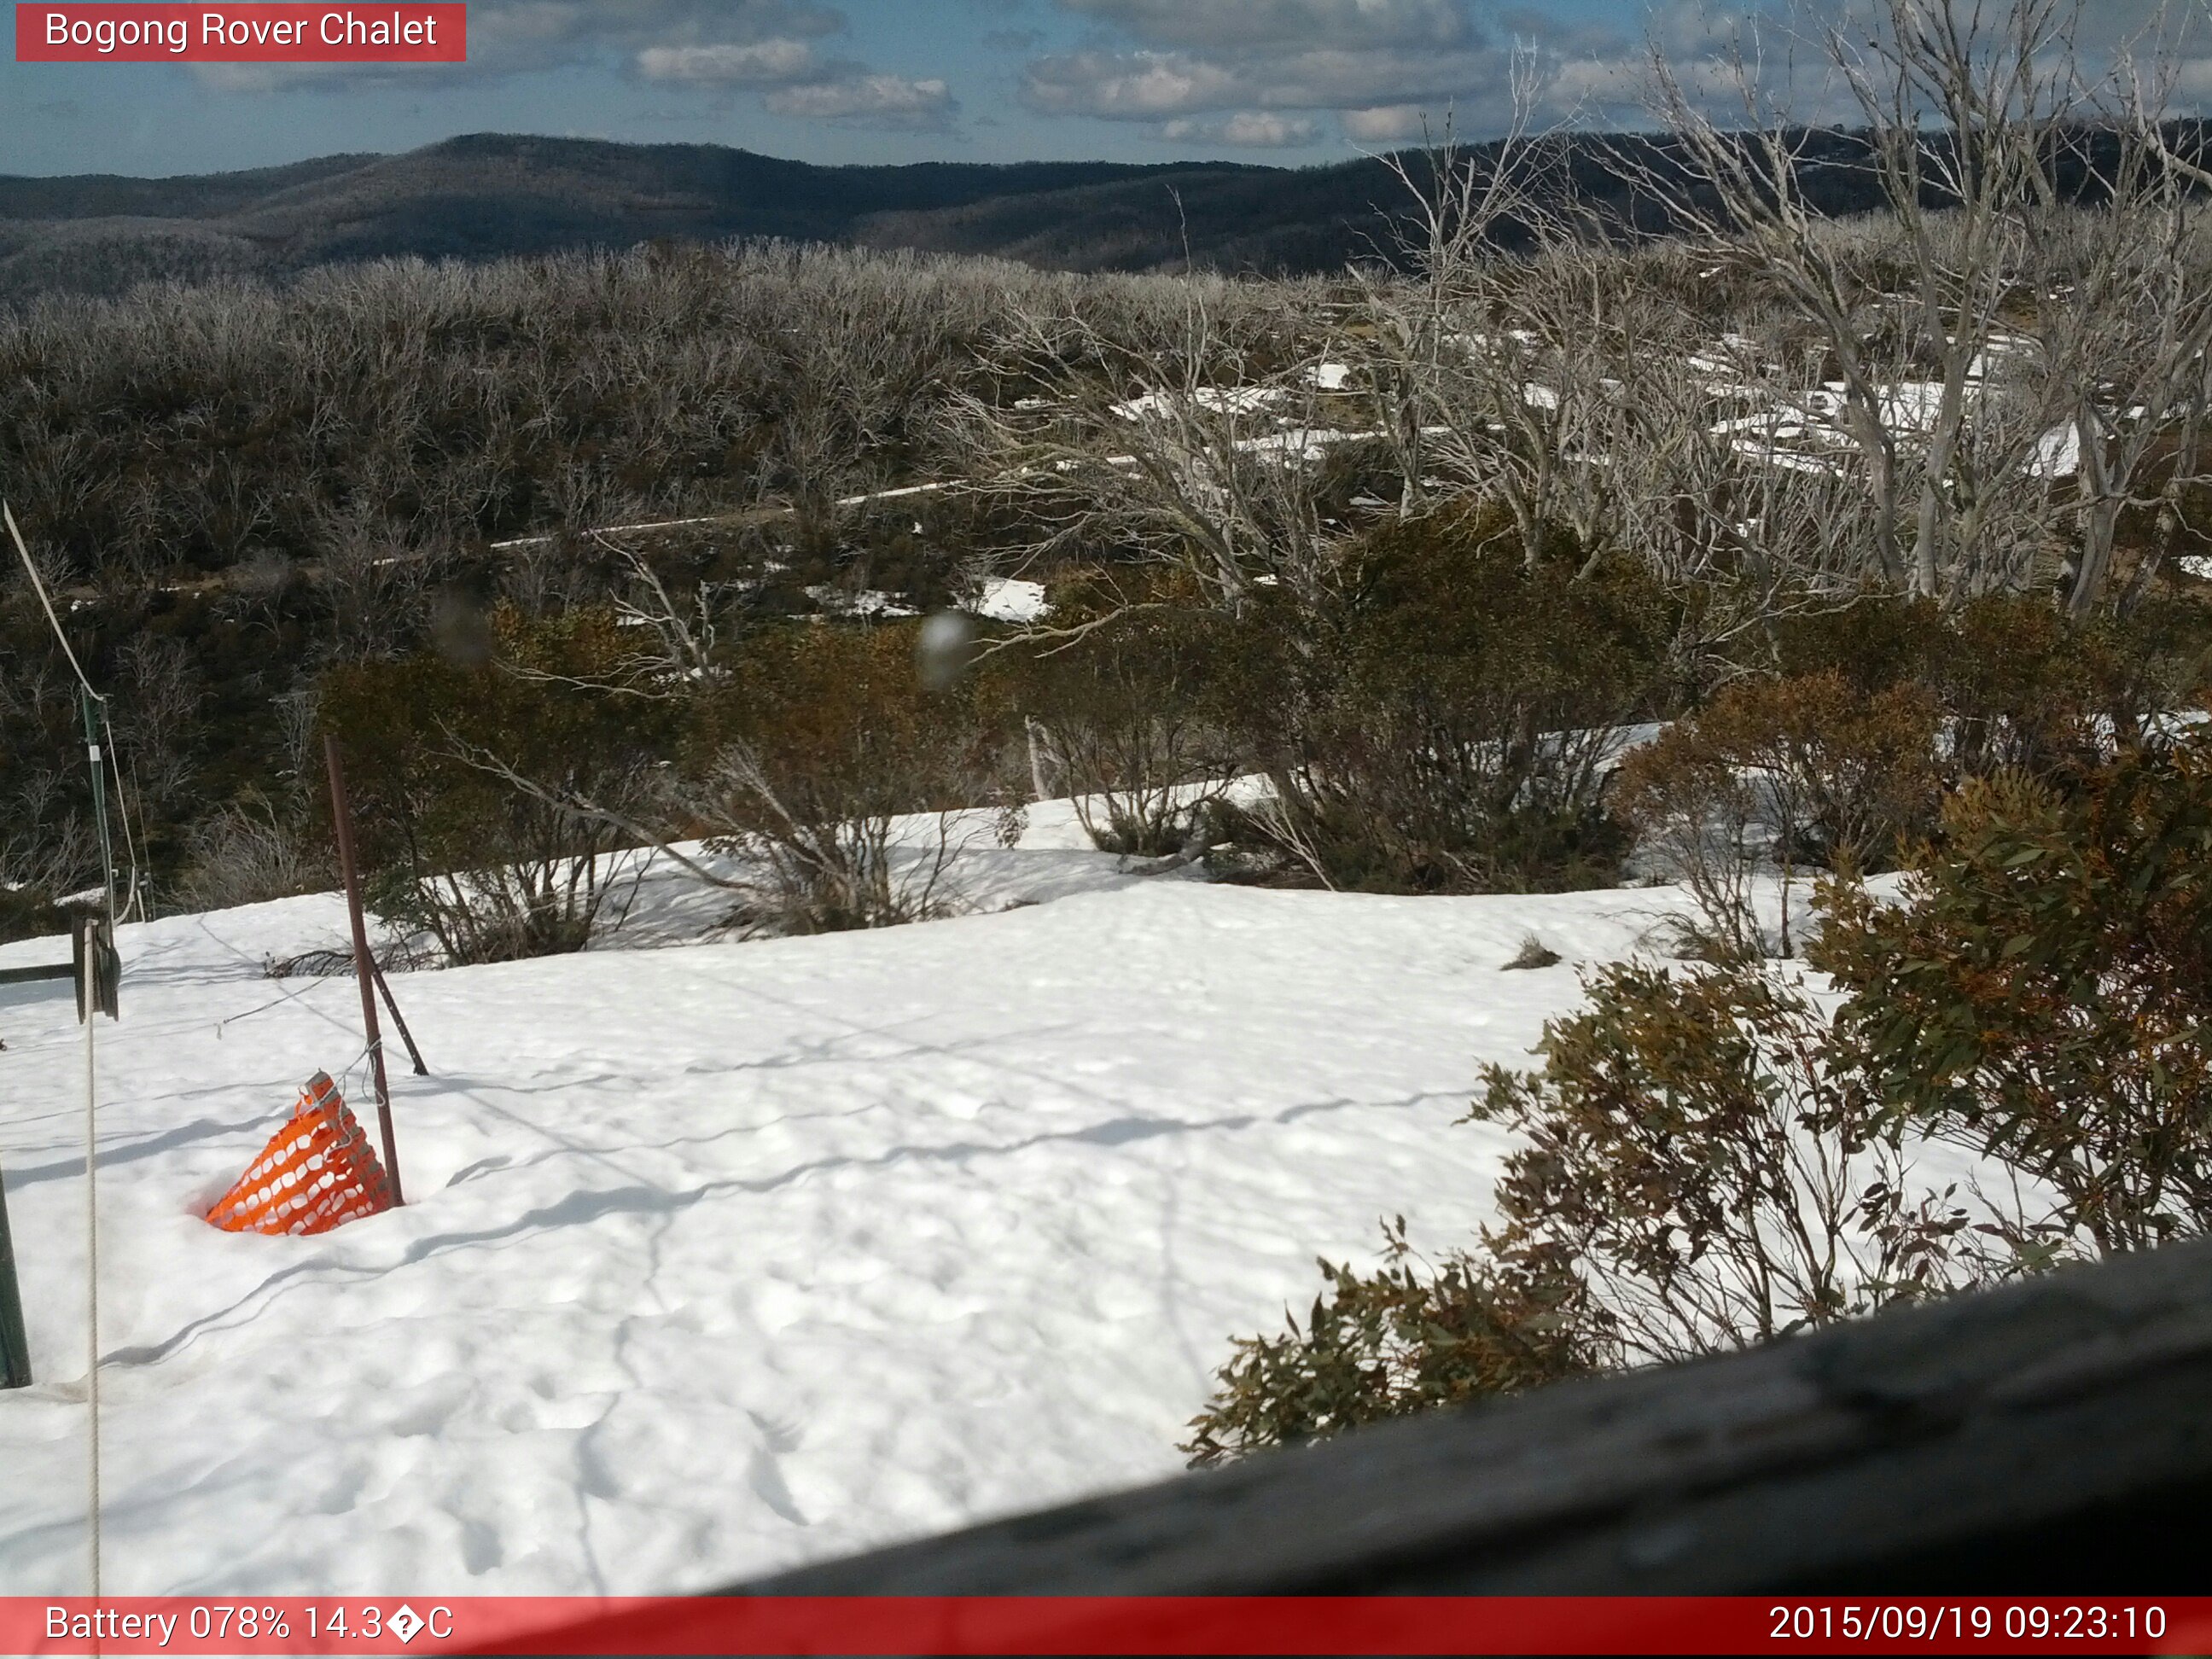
0;135;1272;298
0;128;1900;298
5;124;2199;300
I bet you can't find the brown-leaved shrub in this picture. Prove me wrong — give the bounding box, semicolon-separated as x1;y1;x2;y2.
317;608;672;964
994;575;1233;858
1615;670;1941;955
1185;954;1997;1464
1815;738;2212;1254
692;620;1011;934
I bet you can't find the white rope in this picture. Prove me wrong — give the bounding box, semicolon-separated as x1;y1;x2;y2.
335;1040;378;1110
81;934;101;1598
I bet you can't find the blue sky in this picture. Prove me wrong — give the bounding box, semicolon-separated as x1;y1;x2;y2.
0;0;1673;177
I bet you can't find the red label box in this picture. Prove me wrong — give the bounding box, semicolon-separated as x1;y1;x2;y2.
16;3;466;62
6;1597;2212;1656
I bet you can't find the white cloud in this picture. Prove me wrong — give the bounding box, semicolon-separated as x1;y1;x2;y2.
2178;55;2212;97
765;74;958;128
1015;0;1920;140
1161;111;1319;147
610;7;963;133
1022;0;1537;135
1060;0;1470;52
1340;103;1431;142
473;0;843;69
636;38;822;84
1018;0;1876;139
189;0;846;91
1023;44;1512;120
1022;50;1240;116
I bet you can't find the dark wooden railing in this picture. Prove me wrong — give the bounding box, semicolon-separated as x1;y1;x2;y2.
736;1237;2212;1595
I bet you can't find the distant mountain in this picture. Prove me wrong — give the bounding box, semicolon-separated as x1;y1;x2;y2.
0;134;1328;300
849;156;1428;273
11;123;2161;301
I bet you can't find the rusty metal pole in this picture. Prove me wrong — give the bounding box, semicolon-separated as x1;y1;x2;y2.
325;735;404;1205
371;963;428;1078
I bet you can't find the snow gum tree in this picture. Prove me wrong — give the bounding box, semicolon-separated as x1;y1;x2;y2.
1633;0;2212;612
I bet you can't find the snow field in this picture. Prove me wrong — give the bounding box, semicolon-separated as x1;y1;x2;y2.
0;814;1700;1594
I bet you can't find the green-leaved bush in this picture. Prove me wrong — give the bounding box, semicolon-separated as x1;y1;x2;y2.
1470;960;1986;1362
1185;731;2212;1464
1182;1222;1598;1468
1185;953;1992;1465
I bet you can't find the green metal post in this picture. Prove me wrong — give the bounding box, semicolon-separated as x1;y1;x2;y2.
0;1161;29;1388
82;689;114;921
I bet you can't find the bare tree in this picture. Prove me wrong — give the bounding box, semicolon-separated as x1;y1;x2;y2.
1621;0;2212;616
1360;113;1723;578
944;279;1342;622
1627;2;2087;600
2038;58;2212;615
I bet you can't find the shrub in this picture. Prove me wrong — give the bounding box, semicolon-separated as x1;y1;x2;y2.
1191;734;2212;1461
1769;595;1948;696
1930;597;2114;778
691;620;1010;934
1471;959;1988;1365
1181;1222;1598;1467
994;577;1233;857
174;795;326;912
2064;594;2212;754
1502;933;1562;970
1185;954;2000;1464
1194;946;2008;1469
0;783;92;943
1815;738;2212;1254
1768;591;2208;781
1214;508;1674;894
0;884;65;946
1615;670;1941;954
317;608;672;965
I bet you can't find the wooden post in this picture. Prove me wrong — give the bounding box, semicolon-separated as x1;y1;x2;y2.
324;736;405;1206
0;1161;29;1389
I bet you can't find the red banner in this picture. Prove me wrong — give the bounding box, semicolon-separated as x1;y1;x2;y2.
4;1598;2211;1656
15;4;465;62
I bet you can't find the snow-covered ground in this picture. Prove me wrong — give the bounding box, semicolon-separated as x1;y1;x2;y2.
0;803;1703;1596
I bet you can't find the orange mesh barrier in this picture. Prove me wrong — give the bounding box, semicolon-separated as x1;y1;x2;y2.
205;1071;395;1236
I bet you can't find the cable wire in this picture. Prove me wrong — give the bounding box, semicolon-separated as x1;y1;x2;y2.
5;500;141;911
107;724;146;924
3;501;96;700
